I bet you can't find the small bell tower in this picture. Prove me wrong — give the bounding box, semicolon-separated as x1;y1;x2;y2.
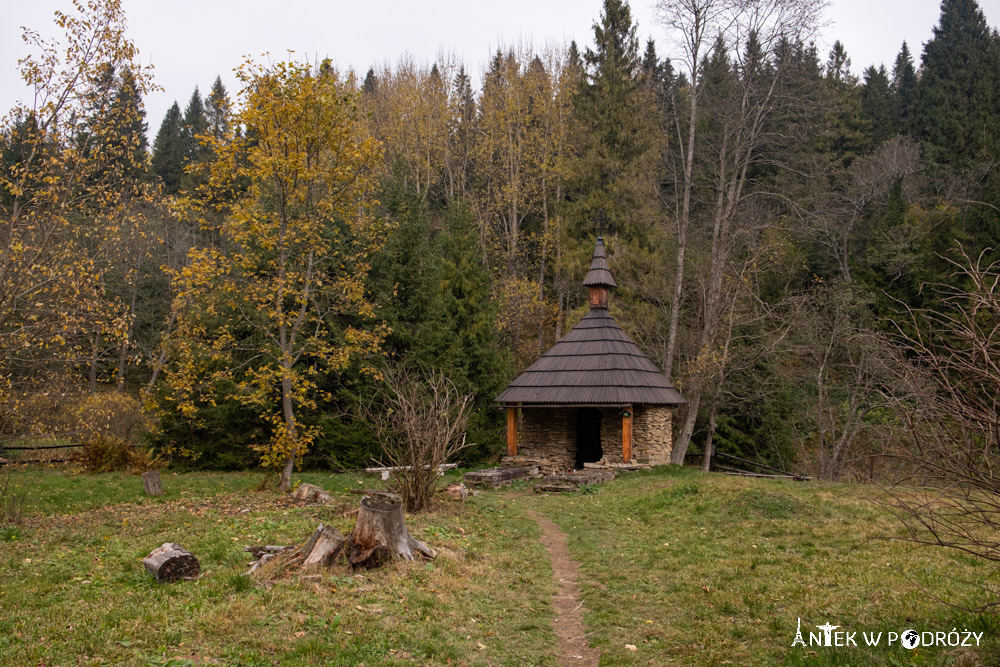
582;237;616;310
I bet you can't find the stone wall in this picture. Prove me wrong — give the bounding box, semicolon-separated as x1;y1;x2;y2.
598;407;624;464
632;405;673;464
518;408;576;472
517;405;674;472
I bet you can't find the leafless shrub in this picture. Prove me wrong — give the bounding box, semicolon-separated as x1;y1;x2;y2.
361;365;473;512
0;468;25;527
880;248;1000;602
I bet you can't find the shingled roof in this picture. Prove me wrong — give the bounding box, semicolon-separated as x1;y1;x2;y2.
581;238;616;288
496;238;684;407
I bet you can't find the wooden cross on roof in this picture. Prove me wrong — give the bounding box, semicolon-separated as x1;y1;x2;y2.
591;208;611;239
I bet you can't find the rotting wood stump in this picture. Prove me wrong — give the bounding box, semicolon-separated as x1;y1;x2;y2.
347;495;435;567
290;482;333;504
143;543;200;582
299;524;347;569
142;471;163;496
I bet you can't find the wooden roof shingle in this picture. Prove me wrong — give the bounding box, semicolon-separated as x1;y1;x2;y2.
581;238;617;288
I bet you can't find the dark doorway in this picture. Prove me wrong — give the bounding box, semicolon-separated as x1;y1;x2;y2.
575;408;603;469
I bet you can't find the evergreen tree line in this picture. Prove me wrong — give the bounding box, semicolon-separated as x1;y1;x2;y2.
3;0;999;479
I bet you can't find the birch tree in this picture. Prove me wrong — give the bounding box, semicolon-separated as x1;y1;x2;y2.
0;0;154;423
657;0;824;463
164;60;387;491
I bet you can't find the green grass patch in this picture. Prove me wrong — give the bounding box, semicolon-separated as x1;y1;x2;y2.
3;465;999;665
0;467;556;665
533;466;1000;666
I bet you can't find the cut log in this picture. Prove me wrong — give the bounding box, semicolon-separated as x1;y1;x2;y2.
142;470;163;496
290;483;333;504
443;482;467;501
143;543;200;582
347;495;435;567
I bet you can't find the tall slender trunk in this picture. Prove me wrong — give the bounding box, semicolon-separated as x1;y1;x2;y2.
89;330;100;392
279;363;297;493
702;304;735;471
537;182;549;353
144;312;175;396
116;278;140;392
701;400;720;472
672;124;733;463
665;82;699;382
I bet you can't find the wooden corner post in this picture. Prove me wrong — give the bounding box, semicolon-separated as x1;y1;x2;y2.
622;406;633;463
506;406;518;457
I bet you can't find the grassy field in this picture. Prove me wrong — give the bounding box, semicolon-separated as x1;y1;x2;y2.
1;464;997;665
538;467;1000;666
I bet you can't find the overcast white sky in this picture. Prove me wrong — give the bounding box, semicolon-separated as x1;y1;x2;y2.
2;0;997;139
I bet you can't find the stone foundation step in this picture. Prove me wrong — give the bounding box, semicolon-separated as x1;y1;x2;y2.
533;484;577;493
541;469;616;486
583;461;652;471
463;465;540;489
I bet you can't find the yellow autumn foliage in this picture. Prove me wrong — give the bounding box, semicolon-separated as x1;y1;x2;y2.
161;58;390;490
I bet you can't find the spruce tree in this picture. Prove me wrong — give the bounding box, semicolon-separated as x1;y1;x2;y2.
182;87;210;163
205;76;230;142
567;40;583;73
824;40;853;84
108;67;149;181
151;102;185;194
891;42;918;135
918;0;1000;166
861;65;894;146
179;87;212;192
641;38;675;118
567;0;659;243
362;67;377;95
579;0;644;161
821;42;867;169
437;202;510;455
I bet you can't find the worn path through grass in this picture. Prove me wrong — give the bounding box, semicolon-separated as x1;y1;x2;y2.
521;466;1000;666
525;508;601;667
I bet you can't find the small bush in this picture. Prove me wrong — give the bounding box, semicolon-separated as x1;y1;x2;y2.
126;446;165;474
72;393;149;443
77;436;132;473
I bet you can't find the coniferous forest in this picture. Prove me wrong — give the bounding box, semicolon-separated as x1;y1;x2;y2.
2;0;1000;491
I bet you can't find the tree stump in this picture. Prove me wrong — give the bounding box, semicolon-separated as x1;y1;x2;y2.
347;495;435;567
142;471;163;496
143;543;200;582
300;524;347;569
290;482;333;504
